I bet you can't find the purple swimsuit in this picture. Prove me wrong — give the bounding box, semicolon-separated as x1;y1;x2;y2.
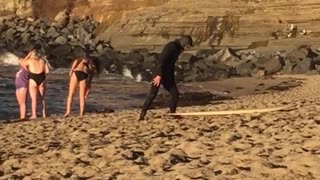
15;68;29;89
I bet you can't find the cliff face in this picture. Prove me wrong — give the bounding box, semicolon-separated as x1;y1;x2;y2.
1;0;320;49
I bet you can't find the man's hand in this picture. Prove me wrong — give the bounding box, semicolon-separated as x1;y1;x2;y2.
152;76;161;87
69;70;74;76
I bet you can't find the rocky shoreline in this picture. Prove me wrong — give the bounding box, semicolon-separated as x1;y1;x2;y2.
1;15;320;84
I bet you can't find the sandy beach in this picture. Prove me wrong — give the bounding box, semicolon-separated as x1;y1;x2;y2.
1;74;319;179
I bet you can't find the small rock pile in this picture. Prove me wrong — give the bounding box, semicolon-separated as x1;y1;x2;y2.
173;45;320;82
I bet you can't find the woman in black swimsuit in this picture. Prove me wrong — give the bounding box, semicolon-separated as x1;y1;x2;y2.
64;56;99;117
20;48;50;119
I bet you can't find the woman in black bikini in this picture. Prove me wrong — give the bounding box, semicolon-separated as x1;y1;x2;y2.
64;56;99;117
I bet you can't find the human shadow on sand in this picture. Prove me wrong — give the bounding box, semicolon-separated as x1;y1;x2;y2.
150;91;234;109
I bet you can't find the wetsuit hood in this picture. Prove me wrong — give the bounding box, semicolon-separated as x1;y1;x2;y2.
178;35;193;49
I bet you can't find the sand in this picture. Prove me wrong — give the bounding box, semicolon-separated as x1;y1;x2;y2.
0;74;320;179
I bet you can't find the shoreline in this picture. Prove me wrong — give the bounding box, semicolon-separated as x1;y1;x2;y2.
0;65;302;121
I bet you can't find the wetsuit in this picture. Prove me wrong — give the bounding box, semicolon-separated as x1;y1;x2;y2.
15;68;29;89
140;40;183;119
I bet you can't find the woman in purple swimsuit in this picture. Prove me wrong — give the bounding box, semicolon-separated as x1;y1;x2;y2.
15;58;29;120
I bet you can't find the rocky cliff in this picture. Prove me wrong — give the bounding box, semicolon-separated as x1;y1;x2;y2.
1;0;320;50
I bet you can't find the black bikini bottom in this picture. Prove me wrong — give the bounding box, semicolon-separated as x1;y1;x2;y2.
74;71;89;81
29;72;46;86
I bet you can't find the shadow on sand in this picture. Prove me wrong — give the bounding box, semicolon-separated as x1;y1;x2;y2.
151;91;234;109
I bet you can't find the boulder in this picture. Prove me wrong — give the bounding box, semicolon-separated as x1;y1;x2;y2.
263;56;284;75
50;43;73;57
292;58;313;74
179;53;198;64
131;48;150;57
54;35;68;44
213;48;241;63
123;52;144;65
286;48;308;63
236;61;256;76
282;59;295;74
46;26;59;38
213;69;230;80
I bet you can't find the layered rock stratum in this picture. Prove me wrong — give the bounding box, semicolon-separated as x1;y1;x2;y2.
1;0;320;49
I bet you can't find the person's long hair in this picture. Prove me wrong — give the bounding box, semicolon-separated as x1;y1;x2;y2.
91;57;102;76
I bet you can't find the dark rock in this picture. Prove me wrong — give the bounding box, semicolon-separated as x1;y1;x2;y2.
183;74;199;82
20;32;30;44
286;48;307;63
213;48;241;64
60;27;70;35
213;69;230;80
5;28;17;41
75;27;89;40
72;46;86;58
96;44;104;53
179;53;198;64
123;52;144;65
5;21;16;28
263;56;284;75
193;60;208;71
210;63;231;71
55;36;68;44
292;58;313;74
16;26;27;32
50;43;73;57
46;26;59;38
282;59;295;74
131;48;150;57
0;23;8;32
236;61;256;76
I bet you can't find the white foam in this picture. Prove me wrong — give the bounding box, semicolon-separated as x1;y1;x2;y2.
0;52;19;66
135;73;142;82
122;66;134;79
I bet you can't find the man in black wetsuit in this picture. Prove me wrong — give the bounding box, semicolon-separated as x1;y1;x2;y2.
139;35;193;120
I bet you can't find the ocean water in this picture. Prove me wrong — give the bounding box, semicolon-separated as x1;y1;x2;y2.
0;51;151;120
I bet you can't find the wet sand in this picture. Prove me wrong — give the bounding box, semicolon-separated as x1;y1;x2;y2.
1;74;320;179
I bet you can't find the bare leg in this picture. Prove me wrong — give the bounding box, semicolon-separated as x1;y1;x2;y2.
79;80;87;117
29;80;38;119
64;74;78;117
38;81;46;118
16;88;28;119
